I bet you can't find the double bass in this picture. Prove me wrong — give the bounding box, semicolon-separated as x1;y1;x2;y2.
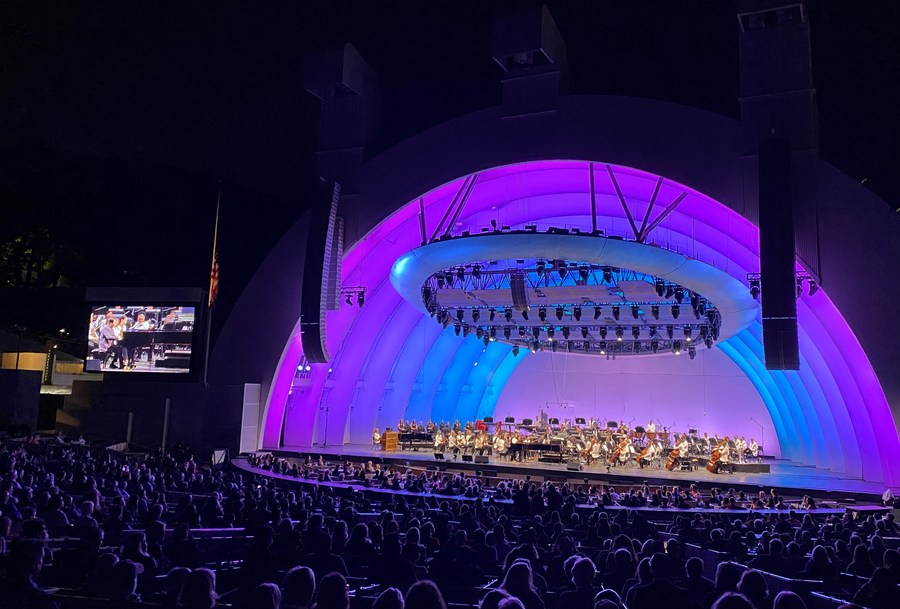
635;444;651;465
706;441;724;473
608;438;628;464
665;447;680;471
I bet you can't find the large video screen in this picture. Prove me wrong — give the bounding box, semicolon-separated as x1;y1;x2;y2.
87;305;196;373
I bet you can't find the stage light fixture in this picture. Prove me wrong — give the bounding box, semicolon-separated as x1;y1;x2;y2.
599;342;607;355
305;365;311;371
796;277;804;298
489;327;497;339
672;340;682;355
651;304;659;320
521;310;529;321
532;327;541;339
472;309;480;322
536;260;546;277
671;304;680;319
454;325;461;336
504;308;513;322
650;339;659;353
649;326;660;338
808;280;819;296
599;327;608;340
473;265;481;279
538;307;547;322
445;271;454;286
574;306;582;321
558;262;568;280
551;340;557;352
512;345;519;357
437;275;445;289
581;326;589;339
566;341;573;352
504;326;511;339
602;267;613;283
666;325;674;339
612;305;620;320
585;341;592;353
519;327;527;337
547;327;555;340
463;326;471;338
531;342;539;353
615;327;624;342
688;346;697;360
345;294;353;306
655;279;665;297
593;306;602;320
631;326;640;340
489;309;496;322
579;266;589;282
690;292;700;310
749;279;761;300
562;326;570;339
631;305;639;319
483;335;490;347
684;326;692;342
442;316;451;329
476;327;484;340
705;335;714;349
457;267;465;281
674;287;684;304
632;341;640;353
665;285;675;299
556;307;564;321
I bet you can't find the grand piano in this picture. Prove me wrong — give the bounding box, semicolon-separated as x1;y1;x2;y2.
507;441;563;463
398;431;433;451
120;329;192;370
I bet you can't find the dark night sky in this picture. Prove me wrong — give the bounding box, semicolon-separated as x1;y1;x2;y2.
2;1;899;351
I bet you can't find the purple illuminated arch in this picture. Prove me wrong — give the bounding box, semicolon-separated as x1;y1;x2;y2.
262;160;900;486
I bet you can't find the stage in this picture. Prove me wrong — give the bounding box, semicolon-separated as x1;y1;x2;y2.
268;444;888;503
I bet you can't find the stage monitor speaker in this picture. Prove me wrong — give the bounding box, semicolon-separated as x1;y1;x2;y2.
758;136;799;370
483;416;494;423
433;453;444;460
474;455;489;464
461;455;474;463
566;461;583;471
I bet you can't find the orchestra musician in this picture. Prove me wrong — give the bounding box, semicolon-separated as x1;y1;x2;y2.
749;437;759;460
646;419;656;433
372;427;381;448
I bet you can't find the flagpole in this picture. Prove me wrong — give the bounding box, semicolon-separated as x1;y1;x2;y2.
203;181;222;388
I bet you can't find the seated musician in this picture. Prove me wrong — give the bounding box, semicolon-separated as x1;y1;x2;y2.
397;419;405;432
675;434;690;456
588;440;602;464
493;433;507;459
749;437;759;460
715;438;731;473
98;317;122;369
447;430;458;454
433;431;446;452
734;436;747;462
647;419;656;433
373;427;381;448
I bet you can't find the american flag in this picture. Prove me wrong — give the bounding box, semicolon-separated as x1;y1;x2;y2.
208;189;221;308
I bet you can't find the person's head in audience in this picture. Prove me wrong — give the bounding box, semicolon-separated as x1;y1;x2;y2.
479;590;511;609
649;552;672;581
737;570;768;608
105;560;142;601
768;538;784;556
315;572;349;609
686;557;704;580
711;592;755;609
594;588;623;607
497;599;526;609
179;568;217;609
501;560;537;597
594;602;620;609
164;567;192;602
772;590;808;609
635;556;652;584
372;587;403;609
572;557;597;589
404;580;447;609
5;539;46;583
714;561;743;592
283;566;315;609
252;582;283;609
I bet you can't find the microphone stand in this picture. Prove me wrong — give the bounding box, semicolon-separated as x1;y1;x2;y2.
749;417;764;454
321;405;331;448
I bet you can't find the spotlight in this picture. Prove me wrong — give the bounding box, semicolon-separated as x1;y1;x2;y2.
437;275;445;289
504;327;512;339
602;267;613;283
512;345;520;357
581;327;589;339
305;365;311;372
612;305;620;320
649;326;660;339
532;327;541;339
551;340;557;352
672;341;682;355
579;266;590;282
463;326;471;337
699;326;709;340
504;308;513;322
650;339;659;354
473;265;481;279
456;309;464;322
357;291;365;307
472;309;480;323
536;260;546;277
489;309;496;322
632;341;640;353
674;287;684;304
585;341;592;353
688;346;697;360
666;325;674;339
651;304;659;320
749;279;761;300
483;335;490;347
594;306;602;320
476;327;484;340
556;307;565;321
574;306;582;321
665;285;675;299
671;304;680;319
599;327;608;340
684;326;692;342
808;280;819;296
445;271;454;286
562;327;570;339
457;267;465;281
631;305;639;319
615;327;624;342
631;326;640;340
454;325;461;336
558;262;568;280
547;327;555;340
521;309;529;321
442;316;450;329
705;335;714;349
531;341;539;353
538;307;547;322
655;279;665;297
796;277;804;298
519;327;527;337
345;294;353;306
566;341;573;352
690;292;700;311
599;342;607;355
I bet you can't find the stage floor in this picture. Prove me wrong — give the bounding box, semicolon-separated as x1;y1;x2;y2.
274;444;888;501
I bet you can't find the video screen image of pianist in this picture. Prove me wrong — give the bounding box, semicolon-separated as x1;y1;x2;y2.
87;305;195;372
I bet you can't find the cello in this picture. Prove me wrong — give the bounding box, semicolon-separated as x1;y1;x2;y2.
608;438;628;464
635;444;651;465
